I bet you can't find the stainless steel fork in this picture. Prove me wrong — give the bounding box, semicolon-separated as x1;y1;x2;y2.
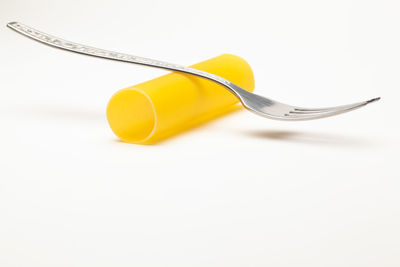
7;21;380;121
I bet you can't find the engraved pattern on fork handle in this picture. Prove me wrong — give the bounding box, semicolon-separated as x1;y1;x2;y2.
8;22;231;87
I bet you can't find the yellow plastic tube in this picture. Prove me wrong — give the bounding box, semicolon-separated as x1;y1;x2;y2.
106;54;255;144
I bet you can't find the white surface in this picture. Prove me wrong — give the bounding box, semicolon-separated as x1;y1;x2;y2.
1;0;399;266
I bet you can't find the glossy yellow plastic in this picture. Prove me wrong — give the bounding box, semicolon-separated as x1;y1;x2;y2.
106;54;255;144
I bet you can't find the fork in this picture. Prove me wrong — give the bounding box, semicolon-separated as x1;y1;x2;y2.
6;21;380;121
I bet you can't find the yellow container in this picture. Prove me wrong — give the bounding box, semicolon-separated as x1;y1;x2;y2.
106;54;255;144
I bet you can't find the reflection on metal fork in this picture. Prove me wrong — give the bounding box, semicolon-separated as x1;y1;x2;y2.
6;21;380;121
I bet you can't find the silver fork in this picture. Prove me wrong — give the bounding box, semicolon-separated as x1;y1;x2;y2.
7;21;380;121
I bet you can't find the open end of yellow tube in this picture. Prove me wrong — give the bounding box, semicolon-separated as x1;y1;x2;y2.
107;88;157;143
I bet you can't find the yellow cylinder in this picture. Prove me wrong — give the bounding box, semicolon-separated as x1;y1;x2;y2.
106;54;255;144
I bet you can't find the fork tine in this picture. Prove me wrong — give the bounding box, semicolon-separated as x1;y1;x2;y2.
284;97;380;120
291;97;381;114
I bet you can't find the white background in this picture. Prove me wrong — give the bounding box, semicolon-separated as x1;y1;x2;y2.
1;0;399;266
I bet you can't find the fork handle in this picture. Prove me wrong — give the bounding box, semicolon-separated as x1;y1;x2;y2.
6;22;244;96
